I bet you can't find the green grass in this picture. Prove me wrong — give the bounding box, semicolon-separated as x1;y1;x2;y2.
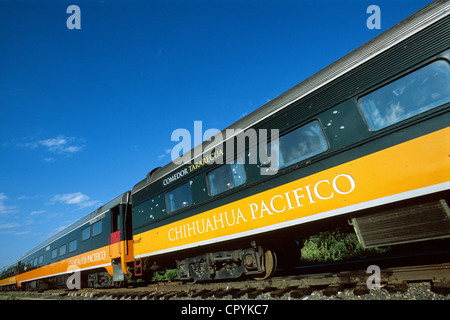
300;227;390;263
0;293;20;300
152;268;179;281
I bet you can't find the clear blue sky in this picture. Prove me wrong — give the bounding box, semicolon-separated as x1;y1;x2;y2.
0;0;433;268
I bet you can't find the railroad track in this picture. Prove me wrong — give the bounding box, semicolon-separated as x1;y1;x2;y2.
8;262;449;300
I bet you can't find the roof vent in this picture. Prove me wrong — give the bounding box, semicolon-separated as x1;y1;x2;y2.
147;167;162;180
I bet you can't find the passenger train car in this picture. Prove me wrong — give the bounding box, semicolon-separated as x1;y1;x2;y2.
0;193;133;290
1;1;449;289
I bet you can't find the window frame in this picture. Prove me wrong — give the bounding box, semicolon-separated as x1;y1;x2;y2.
59;244;67;257
81;226;91;241
165;182;193;214
206;157;247;197
357;58;450;131
69;239;77;253
268;119;329;171
92;220;102;238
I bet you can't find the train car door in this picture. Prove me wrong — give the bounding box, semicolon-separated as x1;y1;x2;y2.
15;261;22;290
109;206;121;259
109;206;125;284
108;192;133;284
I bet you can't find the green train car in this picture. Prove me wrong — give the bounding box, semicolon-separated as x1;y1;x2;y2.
130;1;450;281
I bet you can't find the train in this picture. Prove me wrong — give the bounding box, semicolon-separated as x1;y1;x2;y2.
1;1;449;290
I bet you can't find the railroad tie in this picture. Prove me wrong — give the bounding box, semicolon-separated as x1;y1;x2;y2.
322;283;345;297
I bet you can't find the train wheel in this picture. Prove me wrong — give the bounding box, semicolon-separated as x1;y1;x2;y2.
253;249;277;280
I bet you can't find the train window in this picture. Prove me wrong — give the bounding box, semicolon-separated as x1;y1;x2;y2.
38;255;43;264
269;120;328;169
92;220;102;237
82;226;90;241
358;59;450;131
69;239;77;253
51;249;58;259
59;244;66;256
166;182;192;214
137;194;166;223
207;158;246;196
33;258;38;266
